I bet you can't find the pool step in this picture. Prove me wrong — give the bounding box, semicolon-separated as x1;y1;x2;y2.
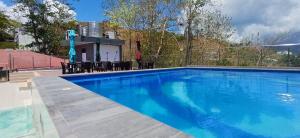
19;82;32;91
10;72;35;83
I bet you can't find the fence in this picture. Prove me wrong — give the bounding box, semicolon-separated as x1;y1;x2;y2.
0;50;67;71
151;46;299;68
1;46;298;71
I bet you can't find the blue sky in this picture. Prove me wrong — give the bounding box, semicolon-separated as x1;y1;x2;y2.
70;0;106;21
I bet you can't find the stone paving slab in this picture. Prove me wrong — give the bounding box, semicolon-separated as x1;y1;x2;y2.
33;77;191;138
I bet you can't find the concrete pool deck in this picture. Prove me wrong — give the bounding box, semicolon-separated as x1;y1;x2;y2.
32;76;190;138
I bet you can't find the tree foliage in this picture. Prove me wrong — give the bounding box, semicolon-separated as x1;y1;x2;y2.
14;0;76;55
193;9;234;40
104;0;140;60
104;0;238;67
0;11;19;41
105;0;183;62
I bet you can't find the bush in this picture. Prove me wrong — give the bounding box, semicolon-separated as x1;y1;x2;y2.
0;41;17;49
216;59;232;66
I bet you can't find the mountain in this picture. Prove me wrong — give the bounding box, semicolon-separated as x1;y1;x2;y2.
266;32;300;55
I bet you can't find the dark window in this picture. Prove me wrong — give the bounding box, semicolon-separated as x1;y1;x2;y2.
81;48;86;53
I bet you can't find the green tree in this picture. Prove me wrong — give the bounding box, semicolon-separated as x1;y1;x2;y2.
105;0;182;64
134;0;182;63
0;11;19;41
180;0;208;66
105;0;139;60
14;0;76;54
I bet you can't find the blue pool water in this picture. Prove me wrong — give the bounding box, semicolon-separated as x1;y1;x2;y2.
64;68;300;138
0;107;34;138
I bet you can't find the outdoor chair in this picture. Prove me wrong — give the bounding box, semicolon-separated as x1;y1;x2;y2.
76;63;84;73
119;62;125;70
113;62;121;71
124;61;132;70
102;62;113;71
143;62;154;69
81;62;93;73
67;63;77;74
61;62;67;74
107;62;113;71
147;62;154;69
94;62;104;72
0;70;9;82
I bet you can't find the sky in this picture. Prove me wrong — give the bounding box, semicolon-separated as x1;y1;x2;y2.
1;0;300;43
70;0;106;22
219;0;300;43
0;0;106;21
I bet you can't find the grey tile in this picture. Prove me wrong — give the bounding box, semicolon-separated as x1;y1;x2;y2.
33;76;190;138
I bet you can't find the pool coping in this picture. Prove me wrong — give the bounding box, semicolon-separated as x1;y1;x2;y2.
61;66;300;82
32;76;191;138
63;66;300;77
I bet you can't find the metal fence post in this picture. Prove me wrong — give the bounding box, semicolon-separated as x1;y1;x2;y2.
49;55;52;69
12;57;14;71
237;47;240;66
260;49;263;66
287;48;290;67
9;53;12;71
32;56;35;69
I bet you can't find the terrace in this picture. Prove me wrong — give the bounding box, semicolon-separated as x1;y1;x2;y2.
1;0;300;138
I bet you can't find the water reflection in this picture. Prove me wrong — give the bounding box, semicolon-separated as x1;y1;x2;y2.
75;69;300;138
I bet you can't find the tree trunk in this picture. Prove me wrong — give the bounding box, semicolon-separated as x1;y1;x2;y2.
185;19;193;66
129;30;132;61
155;20;167;60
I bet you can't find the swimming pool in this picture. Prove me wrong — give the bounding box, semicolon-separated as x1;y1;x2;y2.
64;68;300;138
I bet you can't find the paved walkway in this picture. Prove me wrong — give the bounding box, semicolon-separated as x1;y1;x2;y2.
1;69;190;138
33;77;190;138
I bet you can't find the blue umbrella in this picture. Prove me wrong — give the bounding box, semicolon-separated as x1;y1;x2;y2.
68;30;76;64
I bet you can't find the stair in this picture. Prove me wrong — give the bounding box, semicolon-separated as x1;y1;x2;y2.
10;71;35;83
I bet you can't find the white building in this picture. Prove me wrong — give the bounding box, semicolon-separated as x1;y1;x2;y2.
61;37;124;62
14;28;37;51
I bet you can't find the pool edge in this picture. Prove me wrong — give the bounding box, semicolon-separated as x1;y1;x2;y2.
61;66;300;78
32;76;191;138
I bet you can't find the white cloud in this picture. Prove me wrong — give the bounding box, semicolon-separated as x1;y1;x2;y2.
0;1;28;23
44;0;76;22
219;0;300;43
0;0;76;23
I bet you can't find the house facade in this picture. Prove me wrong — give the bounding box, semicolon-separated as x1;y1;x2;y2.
74;37;124;63
61;21;125;63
